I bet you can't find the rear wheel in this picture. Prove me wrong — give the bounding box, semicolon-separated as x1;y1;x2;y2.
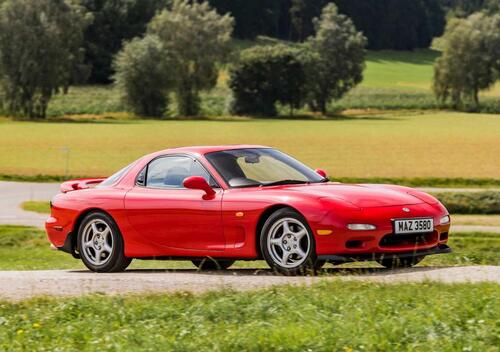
260;208;321;275
377;256;424;269
192;258;235;270
77;212;131;273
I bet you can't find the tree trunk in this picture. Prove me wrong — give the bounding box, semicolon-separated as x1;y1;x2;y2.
473;89;479;108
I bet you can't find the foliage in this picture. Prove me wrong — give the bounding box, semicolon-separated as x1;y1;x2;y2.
433;13;500;108
433;191;500;214
113;35;174;117
305;4;366;113
148;0;233;116
0;0;91;119
228;44;308;116
208;0;445;50
439;0;500;16
80;0;169;84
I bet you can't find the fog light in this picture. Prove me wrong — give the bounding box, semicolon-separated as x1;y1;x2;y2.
440;215;450;225
347;224;376;231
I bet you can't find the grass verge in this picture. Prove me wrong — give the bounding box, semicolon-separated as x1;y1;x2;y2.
0;282;499;351
0;226;498;271
20;201;51;214
433;192;500;215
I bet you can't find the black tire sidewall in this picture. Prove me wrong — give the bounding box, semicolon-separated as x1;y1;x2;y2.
260;208;318;275
77;212;130;273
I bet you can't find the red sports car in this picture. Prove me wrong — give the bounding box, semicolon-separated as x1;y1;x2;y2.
46;145;451;274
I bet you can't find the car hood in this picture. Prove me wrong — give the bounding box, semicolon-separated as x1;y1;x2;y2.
282;183;424;208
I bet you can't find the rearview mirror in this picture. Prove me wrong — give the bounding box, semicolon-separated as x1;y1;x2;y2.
183;176;216;200
315;168;327;179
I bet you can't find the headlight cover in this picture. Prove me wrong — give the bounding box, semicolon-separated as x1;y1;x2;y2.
440;215;451;225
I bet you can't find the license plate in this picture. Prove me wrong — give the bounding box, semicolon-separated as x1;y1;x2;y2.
393;218;433;234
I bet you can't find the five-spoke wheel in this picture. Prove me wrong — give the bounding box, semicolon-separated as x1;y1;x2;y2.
78;212;131;272
261;208;321;275
81;219;114;266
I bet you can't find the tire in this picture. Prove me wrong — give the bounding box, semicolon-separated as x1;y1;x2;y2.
260;208;320;275
192;258;235;270
377;256;424;269
77;212;132;273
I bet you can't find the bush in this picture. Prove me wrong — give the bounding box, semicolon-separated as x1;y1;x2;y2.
113;35;174;117
305;3;366;113
433;191;500;214
228;44;307;116
0;0;90;119
433;13;500;109
148;0;234;116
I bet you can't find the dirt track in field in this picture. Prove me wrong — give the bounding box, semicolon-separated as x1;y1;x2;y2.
0;266;498;301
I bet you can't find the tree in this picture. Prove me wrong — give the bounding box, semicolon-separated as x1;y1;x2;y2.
81;0;169;84
148;0;233;116
306;4;366;114
0;0;91;119
228;44;307;116
433;13;500;108
113;35;174;117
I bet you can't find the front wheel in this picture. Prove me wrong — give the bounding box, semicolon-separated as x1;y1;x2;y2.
260;208;320;275
377;256;424;269
192;258;235;270
77;212;132;273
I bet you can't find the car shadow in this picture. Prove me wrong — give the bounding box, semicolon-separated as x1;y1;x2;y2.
69;266;453;277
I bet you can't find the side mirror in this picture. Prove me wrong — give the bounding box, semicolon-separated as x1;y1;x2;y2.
183;176;216;200
315;168;327;179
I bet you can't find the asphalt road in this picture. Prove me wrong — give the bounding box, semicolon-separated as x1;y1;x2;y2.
0;181;59;227
0;266;498;301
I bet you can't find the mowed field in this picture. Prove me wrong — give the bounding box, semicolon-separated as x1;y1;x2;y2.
0;110;499;178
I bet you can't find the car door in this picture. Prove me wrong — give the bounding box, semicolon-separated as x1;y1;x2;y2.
124;155;224;252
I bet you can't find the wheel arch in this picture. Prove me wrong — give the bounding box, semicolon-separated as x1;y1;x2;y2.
255;204;304;258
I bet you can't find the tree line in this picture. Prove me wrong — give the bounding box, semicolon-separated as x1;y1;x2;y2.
0;0;497;118
0;0;448;85
210;0;446;50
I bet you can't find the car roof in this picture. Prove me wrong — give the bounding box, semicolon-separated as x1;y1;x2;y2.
152;145;271;157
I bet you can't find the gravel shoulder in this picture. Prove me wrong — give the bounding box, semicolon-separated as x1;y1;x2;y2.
1;266;498;302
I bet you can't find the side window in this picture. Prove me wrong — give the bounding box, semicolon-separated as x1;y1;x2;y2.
142;156;217;189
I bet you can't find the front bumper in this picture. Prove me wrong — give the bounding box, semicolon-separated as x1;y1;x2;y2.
314;202;451;255
318;243;452;263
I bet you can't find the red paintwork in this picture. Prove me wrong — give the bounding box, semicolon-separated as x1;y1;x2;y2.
46;145;451;260
183;176;216;200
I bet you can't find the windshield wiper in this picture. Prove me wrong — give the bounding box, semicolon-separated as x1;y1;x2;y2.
263;180;309;187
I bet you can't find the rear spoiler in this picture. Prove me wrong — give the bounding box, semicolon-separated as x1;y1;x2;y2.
60;178;106;193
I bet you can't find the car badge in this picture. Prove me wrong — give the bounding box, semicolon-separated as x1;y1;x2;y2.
402;207;410;213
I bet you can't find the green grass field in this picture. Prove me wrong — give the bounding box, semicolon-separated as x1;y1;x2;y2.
1;110;499;179
1;226;498;271
1;282;498;351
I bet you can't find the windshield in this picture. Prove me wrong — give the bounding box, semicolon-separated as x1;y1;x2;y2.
205;148;325;188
